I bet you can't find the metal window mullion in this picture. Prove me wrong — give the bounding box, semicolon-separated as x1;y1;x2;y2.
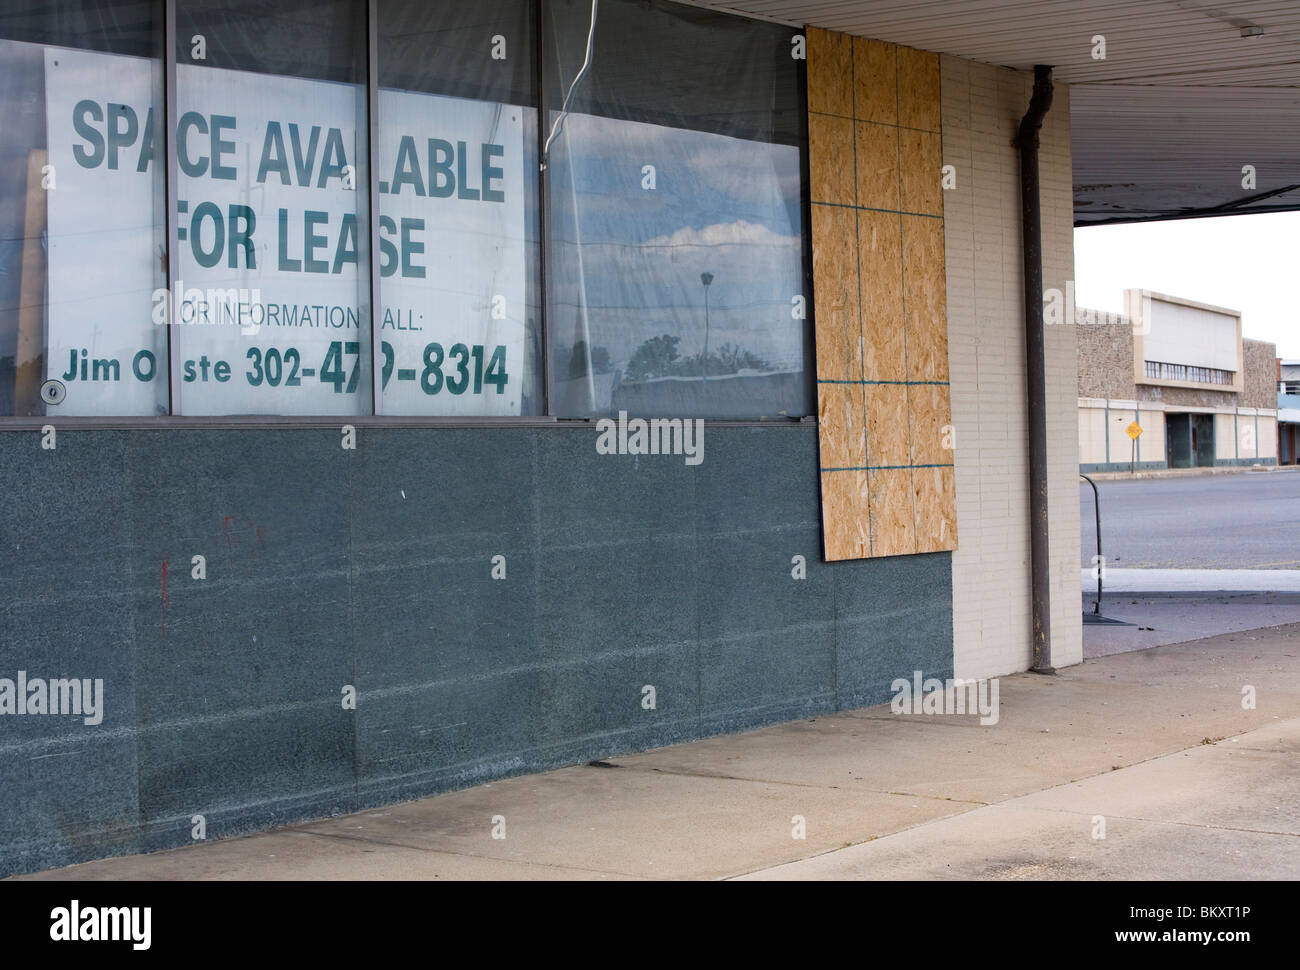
536;0;550;416
163;0;181;415
366;0;383;416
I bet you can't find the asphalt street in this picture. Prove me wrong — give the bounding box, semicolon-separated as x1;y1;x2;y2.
1080;469;1300;569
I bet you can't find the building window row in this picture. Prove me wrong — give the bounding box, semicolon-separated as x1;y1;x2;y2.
1143;360;1233;385
0;0;811;420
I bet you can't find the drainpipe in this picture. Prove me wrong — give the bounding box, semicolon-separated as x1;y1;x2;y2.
1016;65;1055;673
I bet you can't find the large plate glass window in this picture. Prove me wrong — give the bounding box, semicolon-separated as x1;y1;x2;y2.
0;0;168;417
377;0;541;416
543;0;811;419
173;0;371;415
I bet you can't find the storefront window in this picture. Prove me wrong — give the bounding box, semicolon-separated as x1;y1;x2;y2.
543;0;810;419
0;0;167;416
377;0;541;416
173;0;371;416
0;0;809;422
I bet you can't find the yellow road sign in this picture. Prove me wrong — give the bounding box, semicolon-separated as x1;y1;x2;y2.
1126;421;1143;440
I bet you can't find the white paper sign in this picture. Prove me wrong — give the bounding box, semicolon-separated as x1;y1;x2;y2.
43;48;527;416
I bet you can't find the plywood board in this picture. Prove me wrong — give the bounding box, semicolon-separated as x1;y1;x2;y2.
864;383;910;468
811;203;861;381
856;210;905;381
897;46;942;132
817;382;867;470
901;214;949;382
821;470;871;561
807;26;853;118
913;465;958;553
899;128;943;217
868;467;917;557
809;113;856;205
854;120;899;211
853;37;897;126
907;381;953;467
810;27;954;562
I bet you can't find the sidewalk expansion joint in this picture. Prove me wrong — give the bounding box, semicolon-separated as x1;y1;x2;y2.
281;827;646;879
627;763;986;803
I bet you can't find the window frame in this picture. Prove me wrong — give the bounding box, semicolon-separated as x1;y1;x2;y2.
0;0;813;428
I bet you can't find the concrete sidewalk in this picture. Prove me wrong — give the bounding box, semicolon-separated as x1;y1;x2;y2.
14;623;1300;881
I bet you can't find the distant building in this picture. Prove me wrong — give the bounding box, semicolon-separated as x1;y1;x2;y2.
1077;290;1278;471
1279;359;1300;465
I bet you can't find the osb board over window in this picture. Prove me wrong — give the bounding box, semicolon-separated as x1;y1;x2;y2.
807;26;956;561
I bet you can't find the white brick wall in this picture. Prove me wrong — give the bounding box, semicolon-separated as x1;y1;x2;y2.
942;56;1083;678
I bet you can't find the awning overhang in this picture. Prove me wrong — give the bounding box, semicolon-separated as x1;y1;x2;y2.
687;0;1300;226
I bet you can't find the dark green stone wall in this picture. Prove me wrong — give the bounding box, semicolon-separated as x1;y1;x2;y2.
0;424;952;875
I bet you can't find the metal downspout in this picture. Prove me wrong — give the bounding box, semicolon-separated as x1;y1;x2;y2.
1016;65;1056;673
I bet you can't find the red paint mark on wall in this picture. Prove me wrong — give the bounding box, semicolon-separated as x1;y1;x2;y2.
222;515;266;577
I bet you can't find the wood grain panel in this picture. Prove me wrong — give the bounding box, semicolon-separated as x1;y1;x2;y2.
811;203;861;381
853;36;897;126
899;128;943;217
854;120;900;212
857;210;905;382
897;46;941;132
809;114;856;205
821;470;871;561
913;465;958;553
868;467;917;557
807;26;853;118
907;381;953;467
864;383;910;469
817;382;867;470
902;214;949;382
810;27;954;562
